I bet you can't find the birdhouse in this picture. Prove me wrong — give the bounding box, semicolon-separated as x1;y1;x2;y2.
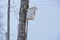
26;7;37;20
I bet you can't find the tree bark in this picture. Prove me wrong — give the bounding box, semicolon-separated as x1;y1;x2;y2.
17;0;29;40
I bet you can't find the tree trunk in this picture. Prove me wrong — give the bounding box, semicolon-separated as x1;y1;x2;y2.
17;0;29;40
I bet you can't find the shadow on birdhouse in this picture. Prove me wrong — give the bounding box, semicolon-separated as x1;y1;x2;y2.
26;7;38;20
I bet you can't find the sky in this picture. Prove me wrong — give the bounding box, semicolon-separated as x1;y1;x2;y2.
27;0;60;40
0;0;60;40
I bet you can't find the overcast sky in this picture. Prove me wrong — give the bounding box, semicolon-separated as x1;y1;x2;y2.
27;0;60;40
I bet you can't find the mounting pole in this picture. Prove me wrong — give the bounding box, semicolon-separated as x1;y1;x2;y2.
17;0;29;40
7;0;10;40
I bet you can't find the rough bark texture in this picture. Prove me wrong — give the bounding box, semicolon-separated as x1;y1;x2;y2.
17;0;29;40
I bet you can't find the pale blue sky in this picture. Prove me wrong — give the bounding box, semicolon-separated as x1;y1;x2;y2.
27;0;60;40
